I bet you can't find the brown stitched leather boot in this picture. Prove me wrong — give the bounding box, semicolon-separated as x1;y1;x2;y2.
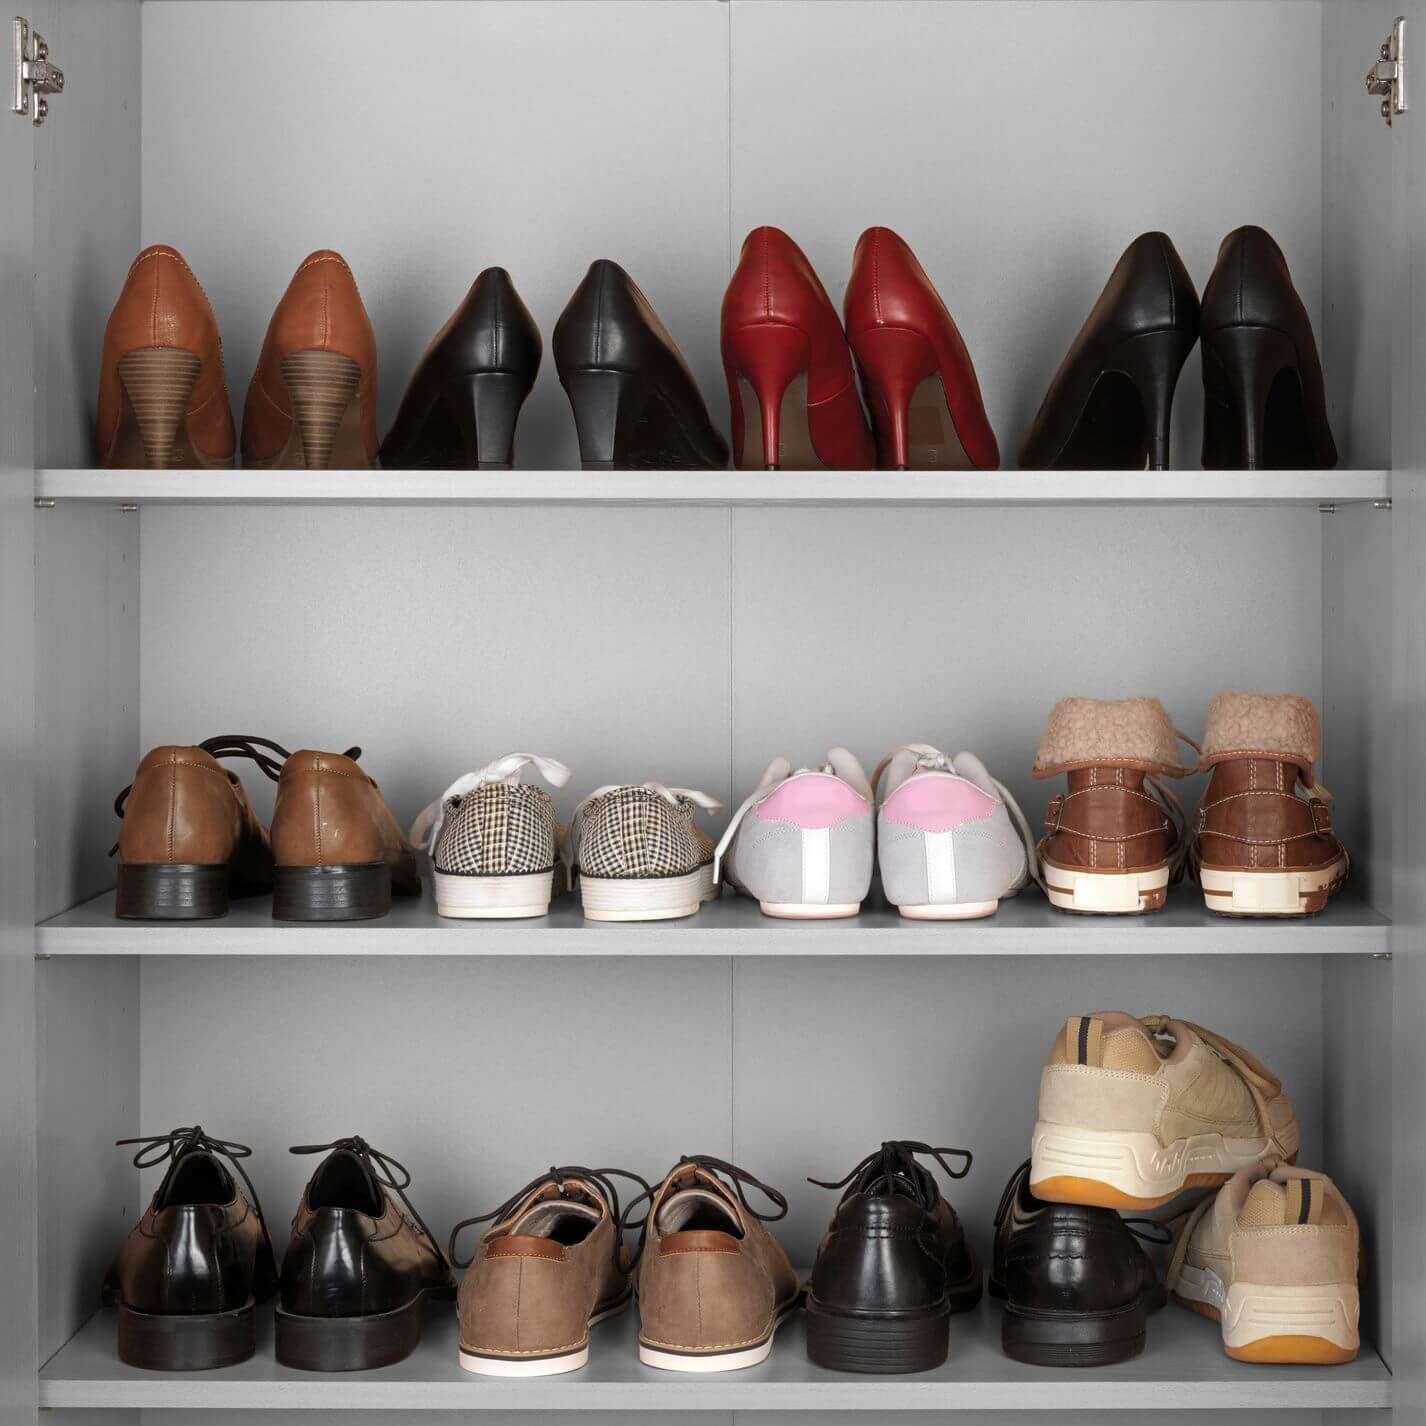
241;250;378;470
1032;697;1190;915
1193;692;1348;916
96;246;235;469
269;750;419;921
114;742;272;919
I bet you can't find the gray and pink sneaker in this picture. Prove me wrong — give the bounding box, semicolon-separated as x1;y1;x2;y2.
872;743;1034;919
715;749;875;919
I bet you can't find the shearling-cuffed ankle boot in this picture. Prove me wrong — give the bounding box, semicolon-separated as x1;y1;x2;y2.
1032;697;1192;915
1191;692;1348;916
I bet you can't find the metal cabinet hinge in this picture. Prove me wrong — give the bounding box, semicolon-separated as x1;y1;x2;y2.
1367;16;1407;126
11;15;63;127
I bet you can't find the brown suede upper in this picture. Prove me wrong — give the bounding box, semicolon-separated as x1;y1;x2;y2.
1040;766;1175;872
96;245;235;465
1195;757;1344;872
241;250;378;465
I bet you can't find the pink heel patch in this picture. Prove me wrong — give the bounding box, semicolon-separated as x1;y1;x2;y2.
882;776;995;832
755;773;869;829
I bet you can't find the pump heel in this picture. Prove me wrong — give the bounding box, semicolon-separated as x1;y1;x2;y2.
723;324;816;470
849;326;955;470
1200;325;1303;470
1111;328;1199;471
561;368;644;470
280;350;363;469
116;348;202;468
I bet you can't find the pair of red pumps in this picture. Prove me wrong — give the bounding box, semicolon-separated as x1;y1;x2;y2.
720;226;999;471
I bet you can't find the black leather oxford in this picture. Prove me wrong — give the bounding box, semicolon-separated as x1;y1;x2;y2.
804;1141;981;1374
990;1159;1167;1366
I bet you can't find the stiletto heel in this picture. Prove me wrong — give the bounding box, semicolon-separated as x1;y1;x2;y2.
1201;325;1304;470
723;323;812;470
1110;328;1199;471
280;349;362;469
848;326;939;470
116;348;202;468
562;368;637;470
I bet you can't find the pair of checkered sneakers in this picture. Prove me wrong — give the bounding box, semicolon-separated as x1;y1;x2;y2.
409;745;1034;922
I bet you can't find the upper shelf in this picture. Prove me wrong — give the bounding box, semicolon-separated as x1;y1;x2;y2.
35;469;1392;507
37;886;1390;957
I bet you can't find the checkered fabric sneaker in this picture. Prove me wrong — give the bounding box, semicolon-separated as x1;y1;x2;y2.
409;753;572;919
567;781;721;921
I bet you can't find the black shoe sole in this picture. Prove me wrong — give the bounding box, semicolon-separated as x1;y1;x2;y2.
116;863;230;920
804;1270;980;1376
116;1298;255;1370
272;862;392;921
275;1294;426;1371
1000;1296;1152;1367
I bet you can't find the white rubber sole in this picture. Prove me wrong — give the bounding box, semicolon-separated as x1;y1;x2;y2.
1029;1122;1283;1209
433;868;560;919
897;899;999;920
459;1297;629;1377
581;864;716;922
1199;857;1347;916
1040;859;1170;914
759;901;860;919
1174;1265;1359;1359
638;1298;798;1373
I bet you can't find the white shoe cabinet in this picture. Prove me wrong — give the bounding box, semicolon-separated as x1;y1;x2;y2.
3;1;1423;1421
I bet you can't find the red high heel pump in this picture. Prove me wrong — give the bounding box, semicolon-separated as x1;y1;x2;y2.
720;227;874;470
843;227;999;470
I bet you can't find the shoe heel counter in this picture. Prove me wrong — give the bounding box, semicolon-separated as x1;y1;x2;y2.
1232;1224;1360;1292
641;1235;770;1351
740;780;872;907
142;1205;252;1315
810;1200;943;1312
118;749;237;865
272;756;385;868
461;1239;582;1355
279;1208;387;1316
1038;1062;1164;1133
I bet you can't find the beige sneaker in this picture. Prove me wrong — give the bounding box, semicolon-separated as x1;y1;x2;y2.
1029;1012;1299;1209
1168;1166;1360;1364
633;1155;801;1372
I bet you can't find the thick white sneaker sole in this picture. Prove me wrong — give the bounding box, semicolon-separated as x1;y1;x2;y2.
1029;1122;1284;1209
432;868;559;919
580;864;716;922
759;901;861;919
1173;1266;1359;1363
1041;859;1170;914
1199;856;1347;917
896;899;999;920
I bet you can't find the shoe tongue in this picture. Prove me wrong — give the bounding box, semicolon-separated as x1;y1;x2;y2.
1241;1179;1288;1227
862;1164;932;1204
824;746;872;800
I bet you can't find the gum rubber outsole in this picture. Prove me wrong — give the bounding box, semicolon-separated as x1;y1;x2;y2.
1029;1172;1232;1211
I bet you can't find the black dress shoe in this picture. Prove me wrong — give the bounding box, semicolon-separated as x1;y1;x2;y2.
553;259;728;470
1018;232;1199;470
380;268;541;470
1200;226;1337;470
276;1136;454;1371
104;1127;278;1370
990;1159;1167;1367
804;1141;981;1374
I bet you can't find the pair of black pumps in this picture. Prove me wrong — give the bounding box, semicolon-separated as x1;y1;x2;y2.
1019;225;1338;471
380;262;727;472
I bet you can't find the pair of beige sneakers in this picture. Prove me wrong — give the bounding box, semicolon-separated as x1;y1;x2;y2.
452;1157;798;1376
1028;1011;1360;1365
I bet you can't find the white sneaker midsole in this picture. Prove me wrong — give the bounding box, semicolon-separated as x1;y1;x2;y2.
1040;860;1169;913
433;868;558;919
581;864;716;922
1199;858;1346;915
1174;1265;1360;1351
638;1298;797;1373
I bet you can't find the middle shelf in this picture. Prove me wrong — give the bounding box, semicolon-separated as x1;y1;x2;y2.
38;887;1390;957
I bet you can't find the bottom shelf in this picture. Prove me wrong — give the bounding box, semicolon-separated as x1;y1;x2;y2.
40;1297;1391;1410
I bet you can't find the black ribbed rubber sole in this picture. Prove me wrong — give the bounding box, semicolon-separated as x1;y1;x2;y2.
116;863;229;920
1001;1296;1151;1367
272;862;391;921
116;1298;255;1370
804;1296;952;1374
275;1294;425;1371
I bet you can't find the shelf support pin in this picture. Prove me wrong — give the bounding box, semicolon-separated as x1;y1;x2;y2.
119;503;138;513
32;497;54;509
1374;498;1393;511
1373;951;1393;961
1318;502;1337;514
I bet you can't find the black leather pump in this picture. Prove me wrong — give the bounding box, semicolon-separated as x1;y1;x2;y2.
553;260;728;470
1018;233;1200;470
990;1160;1167;1367
380;269;541;470
1200;226;1337;470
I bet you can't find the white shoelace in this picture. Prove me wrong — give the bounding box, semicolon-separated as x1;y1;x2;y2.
408;753;573;853
713;748;873;882
565;781;722;874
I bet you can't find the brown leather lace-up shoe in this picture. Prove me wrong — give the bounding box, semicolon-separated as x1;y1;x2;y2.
1033;697;1193;915
269;749;419;920
113;737;279;919
241;250;378;469
1192;692;1348;916
96;245;235;469
633;1155;801;1373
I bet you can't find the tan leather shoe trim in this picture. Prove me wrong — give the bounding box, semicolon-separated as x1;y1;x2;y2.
658;1231;741;1256
485;1235;566;1262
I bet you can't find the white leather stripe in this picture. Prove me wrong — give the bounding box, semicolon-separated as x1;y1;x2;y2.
801;827;830;903
924;830;956;903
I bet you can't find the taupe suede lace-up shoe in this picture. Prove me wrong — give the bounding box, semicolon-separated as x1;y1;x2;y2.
1168;1166;1360;1364
1029;1012;1298;1210
1191;692;1349;916
1033;698;1194;914
451;1166;648;1377
566;781;721;921
630;1156;801;1372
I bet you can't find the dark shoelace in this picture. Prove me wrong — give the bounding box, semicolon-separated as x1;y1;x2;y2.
811;1140;972;1208
992;1159;1175;1248
109;735;362;854
289;1135;447;1270
617;1154;789;1273
116;1125;279;1277
447;1165;652;1271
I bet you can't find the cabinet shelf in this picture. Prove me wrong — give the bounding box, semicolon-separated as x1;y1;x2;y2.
37;886;1390;957
38;1301;1392;1410
34;468;1391;507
